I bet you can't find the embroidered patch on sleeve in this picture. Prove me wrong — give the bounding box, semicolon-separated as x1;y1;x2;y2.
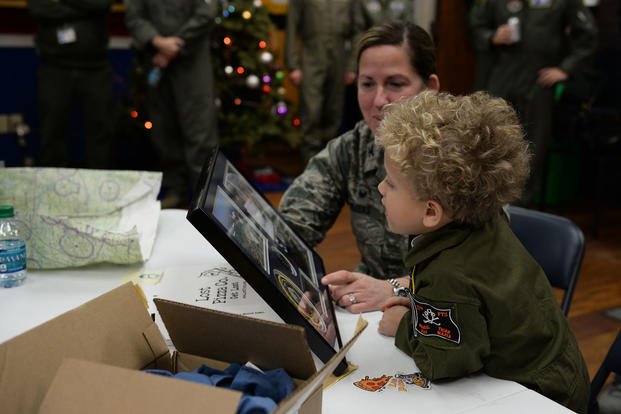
410;296;461;344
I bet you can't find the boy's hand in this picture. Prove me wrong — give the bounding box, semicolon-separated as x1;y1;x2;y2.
378;297;409;337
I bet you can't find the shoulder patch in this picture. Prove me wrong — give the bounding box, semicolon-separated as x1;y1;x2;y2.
410;296;461;344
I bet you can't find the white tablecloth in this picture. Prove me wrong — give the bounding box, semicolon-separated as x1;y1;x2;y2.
0;209;572;413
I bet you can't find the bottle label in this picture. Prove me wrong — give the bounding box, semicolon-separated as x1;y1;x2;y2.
0;241;26;273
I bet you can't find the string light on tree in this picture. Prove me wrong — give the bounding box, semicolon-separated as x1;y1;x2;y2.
246;74;260;88
259;51;273;64
274;101;287;117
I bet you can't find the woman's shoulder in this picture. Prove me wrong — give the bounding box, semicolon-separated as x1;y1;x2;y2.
324;121;375;163
327;121;373;147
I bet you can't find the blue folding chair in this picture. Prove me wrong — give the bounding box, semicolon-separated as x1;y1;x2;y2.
507;206;585;315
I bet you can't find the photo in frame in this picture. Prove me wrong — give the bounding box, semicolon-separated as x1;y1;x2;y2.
187;146;347;375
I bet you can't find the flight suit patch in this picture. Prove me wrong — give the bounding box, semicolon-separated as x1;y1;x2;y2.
410;297;461;344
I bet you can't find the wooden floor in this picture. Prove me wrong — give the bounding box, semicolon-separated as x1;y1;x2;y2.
265;192;621;379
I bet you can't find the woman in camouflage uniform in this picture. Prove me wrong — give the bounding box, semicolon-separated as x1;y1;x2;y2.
279;21;440;313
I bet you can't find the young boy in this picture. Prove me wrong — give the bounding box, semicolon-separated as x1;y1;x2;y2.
376;91;589;413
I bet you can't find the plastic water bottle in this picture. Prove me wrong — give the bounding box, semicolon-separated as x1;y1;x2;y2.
0;205;27;288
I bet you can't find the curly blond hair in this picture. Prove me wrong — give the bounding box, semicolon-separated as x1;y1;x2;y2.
377;91;531;226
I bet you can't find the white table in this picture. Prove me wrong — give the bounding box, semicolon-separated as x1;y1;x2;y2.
0;209;573;413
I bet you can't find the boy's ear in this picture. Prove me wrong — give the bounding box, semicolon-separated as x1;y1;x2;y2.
422;199;446;228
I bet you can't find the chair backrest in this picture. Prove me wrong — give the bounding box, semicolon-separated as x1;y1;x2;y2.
589;331;621;413
507;205;586;315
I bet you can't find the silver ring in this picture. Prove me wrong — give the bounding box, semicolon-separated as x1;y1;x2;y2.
348;293;357;304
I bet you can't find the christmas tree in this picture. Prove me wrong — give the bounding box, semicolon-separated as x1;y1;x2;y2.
115;0;300;180
212;0;300;151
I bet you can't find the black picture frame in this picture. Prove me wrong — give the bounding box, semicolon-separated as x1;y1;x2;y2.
187;146;347;375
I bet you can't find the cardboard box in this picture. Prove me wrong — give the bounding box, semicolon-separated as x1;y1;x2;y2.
0;283;363;414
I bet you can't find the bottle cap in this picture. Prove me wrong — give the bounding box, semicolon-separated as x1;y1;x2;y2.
0;205;15;219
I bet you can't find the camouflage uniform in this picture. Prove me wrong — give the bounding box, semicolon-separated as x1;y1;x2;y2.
279;121;410;279
469;0;597;204
395;214;589;413
285;0;362;163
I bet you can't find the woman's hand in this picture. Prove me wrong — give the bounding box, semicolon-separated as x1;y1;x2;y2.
321;270;396;313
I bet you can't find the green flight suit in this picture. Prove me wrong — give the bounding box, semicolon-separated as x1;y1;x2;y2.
279;121;410;279
125;0;218;199
358;0;414;27
394;213;590;413
469;0;597;205
285;0;362;163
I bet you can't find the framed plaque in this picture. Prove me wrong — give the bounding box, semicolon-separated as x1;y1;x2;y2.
187;146;347;375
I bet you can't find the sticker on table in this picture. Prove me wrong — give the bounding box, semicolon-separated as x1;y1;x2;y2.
353;375;392;392
353;371;431;392
124;269;164;284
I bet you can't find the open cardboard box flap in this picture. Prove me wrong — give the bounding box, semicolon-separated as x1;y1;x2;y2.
1;282;364;414
0;283;170;414
154;297;317;380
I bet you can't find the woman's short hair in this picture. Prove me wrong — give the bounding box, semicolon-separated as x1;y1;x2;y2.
356;21;437;83
377;91;531;226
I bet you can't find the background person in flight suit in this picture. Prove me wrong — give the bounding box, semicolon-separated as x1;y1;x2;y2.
285;0;362;165
125;0;219;208
358;0;414;27
28;0;114;169
469;0;597;206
